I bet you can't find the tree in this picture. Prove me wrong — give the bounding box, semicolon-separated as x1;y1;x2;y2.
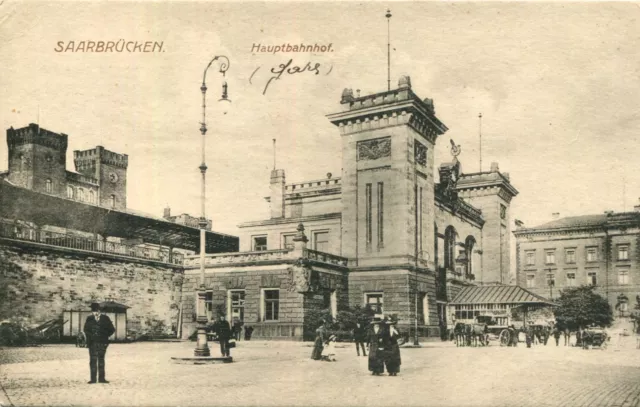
554;286;613;330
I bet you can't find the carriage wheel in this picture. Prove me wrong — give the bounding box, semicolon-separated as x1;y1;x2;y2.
499;330;510;347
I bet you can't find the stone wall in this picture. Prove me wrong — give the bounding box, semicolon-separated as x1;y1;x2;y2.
348;269;440;337
0;240;182;338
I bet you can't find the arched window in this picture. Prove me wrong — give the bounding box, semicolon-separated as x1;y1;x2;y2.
465;236;477;278
89;190;95;204
45;179;52;193
444;226;457;270
66;185;74;199
110;195;116;208
77;188;84;202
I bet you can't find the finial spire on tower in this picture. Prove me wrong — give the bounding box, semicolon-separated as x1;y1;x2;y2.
273;138;276;170
386;9;392;91
478;113;483;172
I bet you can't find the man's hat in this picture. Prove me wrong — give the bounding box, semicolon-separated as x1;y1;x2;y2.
90;302;101;312
371;314;384;324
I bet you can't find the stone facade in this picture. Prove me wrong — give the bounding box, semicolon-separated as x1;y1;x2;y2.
181;248;349;340
514;210;640;314
0;239;183;338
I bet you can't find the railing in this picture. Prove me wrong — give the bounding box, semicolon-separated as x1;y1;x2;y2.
0;222;183;265
285;178;341;191
303;248;348;267
183;249;296;267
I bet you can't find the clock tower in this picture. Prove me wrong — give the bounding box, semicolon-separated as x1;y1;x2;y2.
74;145;128;210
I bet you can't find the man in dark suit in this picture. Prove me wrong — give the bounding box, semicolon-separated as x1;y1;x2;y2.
83;303;115;384
215;315;232;357
353;321;367;357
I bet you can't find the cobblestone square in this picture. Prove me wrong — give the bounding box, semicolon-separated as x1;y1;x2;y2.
2;337;640;407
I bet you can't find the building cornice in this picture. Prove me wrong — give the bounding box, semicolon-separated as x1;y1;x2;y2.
238;212;342;228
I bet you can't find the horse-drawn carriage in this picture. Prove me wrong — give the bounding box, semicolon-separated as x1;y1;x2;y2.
581;327;608;350
453;314;517;347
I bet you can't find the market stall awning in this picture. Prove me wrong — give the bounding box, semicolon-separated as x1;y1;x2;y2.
450;285;557;306
0;180;238;253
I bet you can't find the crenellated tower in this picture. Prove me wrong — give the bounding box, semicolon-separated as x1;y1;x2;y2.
74;146;128;210
6;124;68;196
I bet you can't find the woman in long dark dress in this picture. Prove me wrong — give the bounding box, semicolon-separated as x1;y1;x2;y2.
385;319;401;376
367;319;386;375
311;321;326;360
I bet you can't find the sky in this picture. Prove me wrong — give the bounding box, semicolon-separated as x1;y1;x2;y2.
1;1;640;241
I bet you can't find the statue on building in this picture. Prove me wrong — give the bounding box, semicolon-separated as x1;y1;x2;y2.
437;139;462;203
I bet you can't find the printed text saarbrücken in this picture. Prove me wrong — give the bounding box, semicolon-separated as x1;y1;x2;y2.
54;41;164;53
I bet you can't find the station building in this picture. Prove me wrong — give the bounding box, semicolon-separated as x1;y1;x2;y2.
180;76;519;340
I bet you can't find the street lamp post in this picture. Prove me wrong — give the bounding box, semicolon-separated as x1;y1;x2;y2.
194;55;230;358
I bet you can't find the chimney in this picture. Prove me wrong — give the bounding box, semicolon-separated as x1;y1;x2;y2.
502;172;510;181
163;206;171;219
634;198;640;213
490;162;499;173
270;169;286;218
604;210;614;216
514;219;524;229
552;212;560;220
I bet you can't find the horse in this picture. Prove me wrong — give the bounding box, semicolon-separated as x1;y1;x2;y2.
467;323;489;346
453;323;467;347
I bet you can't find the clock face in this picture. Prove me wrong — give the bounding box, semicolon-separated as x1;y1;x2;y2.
108;172;118;183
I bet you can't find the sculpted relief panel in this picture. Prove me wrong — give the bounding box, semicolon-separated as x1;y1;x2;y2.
357;137;391;161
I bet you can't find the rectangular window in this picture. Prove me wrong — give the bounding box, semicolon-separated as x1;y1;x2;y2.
586;247;598;262
365;183;372;246
314;231;329;252
45;179;52;193
282;233;295;250
228;290;245;322
587;272;597;286
263;289;279;321
365;292;383;314
618;245;629;261
525;251;535;266
378;182;384;248
204;292;213;321
67;185;74;199
545;250;556;265
566;272;576;287
618;269;629;285
253;236;267;251
565;249;576;264
546;273;555;287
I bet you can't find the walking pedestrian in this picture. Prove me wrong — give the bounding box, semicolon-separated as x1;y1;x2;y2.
353;321;367;357
384;317;401;376
367;317;386;376
563;328;570;346
215;315;232;357
553;327;561;346
232;317;244;341
311;320;327;360
83;303;115;384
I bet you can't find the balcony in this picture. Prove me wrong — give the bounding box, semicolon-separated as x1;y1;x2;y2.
303;248;348;267
183;248;349;269
0;222;184;265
